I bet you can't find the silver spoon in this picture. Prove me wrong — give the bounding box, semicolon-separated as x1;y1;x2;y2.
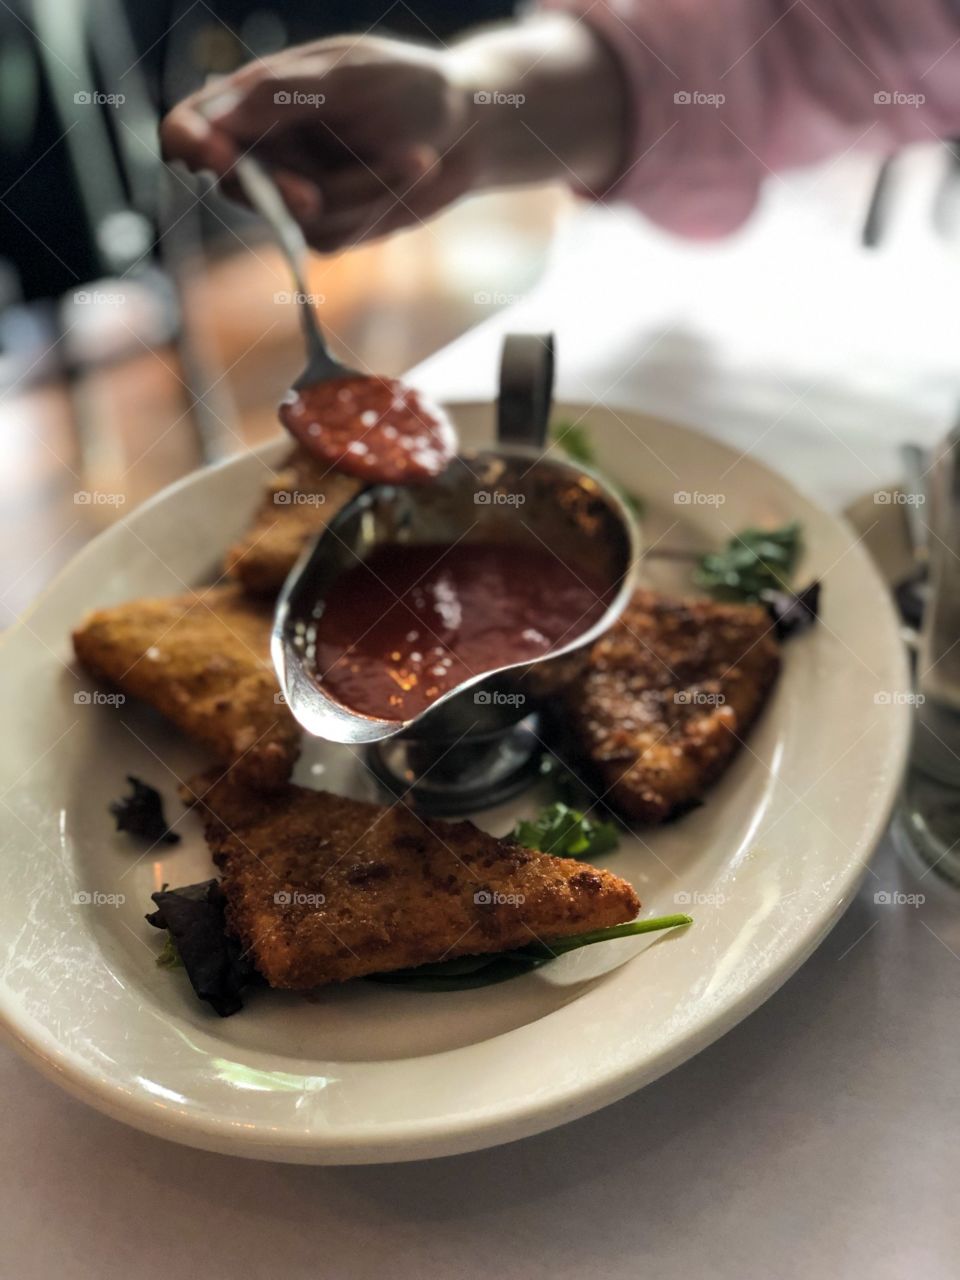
233;154;357;386
894;441;930;631
234;153;456;483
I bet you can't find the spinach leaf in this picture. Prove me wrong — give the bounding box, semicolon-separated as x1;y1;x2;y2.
368;914;693;991
760;579;821;638
110;776;180;845
147;880;261;1016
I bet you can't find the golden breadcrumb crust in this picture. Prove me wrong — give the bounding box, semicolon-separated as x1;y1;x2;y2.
224;447;361;595
185;771;641;989
566;589;780;823
73;585;300;790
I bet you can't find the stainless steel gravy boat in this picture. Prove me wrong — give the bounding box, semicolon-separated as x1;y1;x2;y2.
272;334;640;811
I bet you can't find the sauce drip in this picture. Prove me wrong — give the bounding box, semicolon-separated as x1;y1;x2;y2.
280;375;457;484
312;542;610;721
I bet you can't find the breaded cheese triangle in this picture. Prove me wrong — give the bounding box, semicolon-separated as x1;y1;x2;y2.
564;589;780;823
224;446;361;595
185;772;641;989
73;585;300;790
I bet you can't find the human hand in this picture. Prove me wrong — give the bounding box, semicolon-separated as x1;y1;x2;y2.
160;36;478;252
161;19;626;253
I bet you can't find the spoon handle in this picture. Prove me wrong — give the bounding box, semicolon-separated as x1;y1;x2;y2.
233;155;344;383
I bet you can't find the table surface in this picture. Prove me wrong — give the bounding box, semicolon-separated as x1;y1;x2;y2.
5;156;960;1279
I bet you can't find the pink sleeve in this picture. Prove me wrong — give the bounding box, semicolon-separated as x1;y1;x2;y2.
541;0;960;236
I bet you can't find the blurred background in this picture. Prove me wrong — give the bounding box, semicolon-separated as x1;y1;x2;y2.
0;0;573;620
3;0;960;625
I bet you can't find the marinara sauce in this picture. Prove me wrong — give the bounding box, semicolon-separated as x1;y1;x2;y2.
280;375;457;484
312;542;610;721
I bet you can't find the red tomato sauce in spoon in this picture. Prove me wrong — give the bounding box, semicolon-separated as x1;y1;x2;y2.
280;375;457;485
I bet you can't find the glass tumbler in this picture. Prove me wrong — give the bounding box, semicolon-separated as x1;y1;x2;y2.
895;424;960;886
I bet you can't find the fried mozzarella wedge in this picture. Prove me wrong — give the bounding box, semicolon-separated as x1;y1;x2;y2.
566;590;781;823
73;585;300;790
184;771;641;989
224;447;361;595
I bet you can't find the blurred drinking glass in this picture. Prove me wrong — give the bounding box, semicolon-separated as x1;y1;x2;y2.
896;423;960;886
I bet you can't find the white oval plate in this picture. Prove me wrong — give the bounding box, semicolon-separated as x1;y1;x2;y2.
0;403;909;1164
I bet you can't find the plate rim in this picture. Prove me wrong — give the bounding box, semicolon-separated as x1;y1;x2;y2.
0;402;911;1163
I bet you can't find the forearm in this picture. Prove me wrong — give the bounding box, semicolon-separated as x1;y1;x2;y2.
446;14;629;192
539;0;960;236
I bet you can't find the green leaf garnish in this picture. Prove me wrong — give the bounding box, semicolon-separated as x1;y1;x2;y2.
551;422;645;517
368;914;693;991
552;421;597;466
512;801;620;860
696;521;802;601
155;931;182;969
371;953;541;990
522;915;693;957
